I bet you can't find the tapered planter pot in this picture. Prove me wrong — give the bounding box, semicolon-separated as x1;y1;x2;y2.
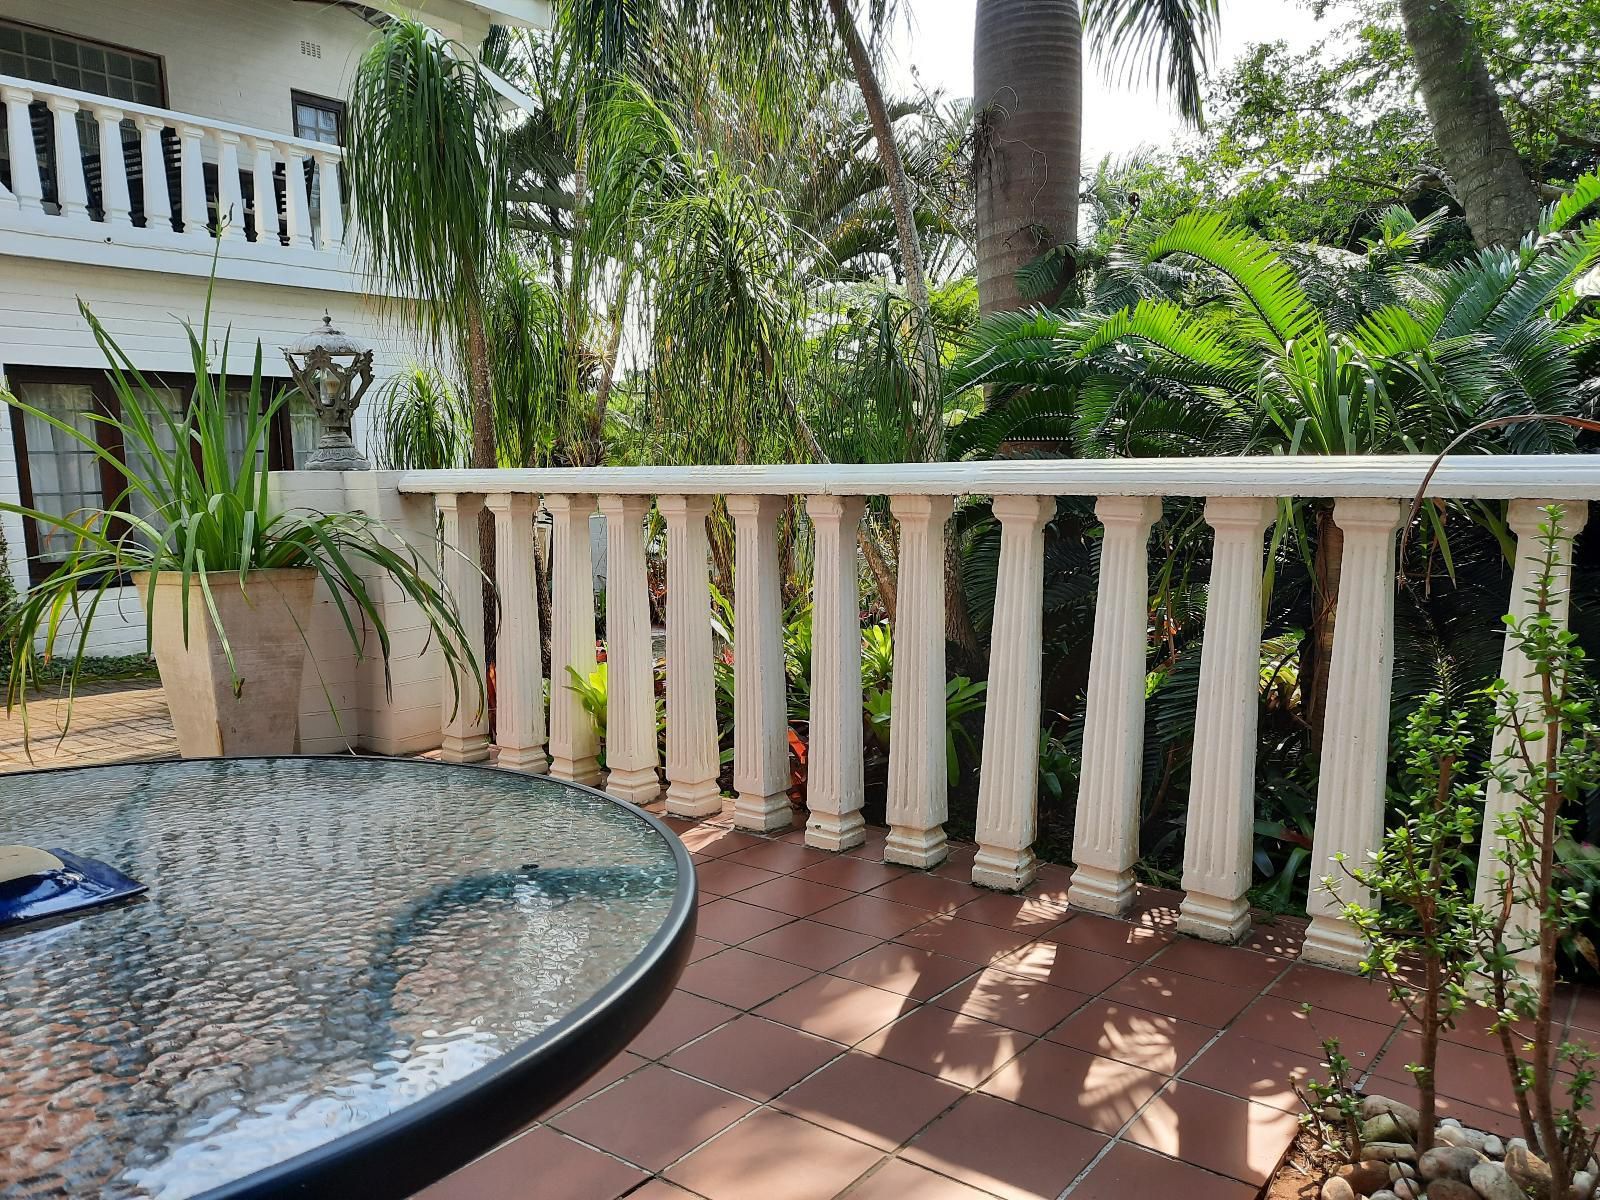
140;569;318;757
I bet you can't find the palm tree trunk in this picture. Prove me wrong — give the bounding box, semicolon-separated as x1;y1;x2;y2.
1304;504;1343;752
464;291;498;659
1398;0;1540;248
973;0;1083;314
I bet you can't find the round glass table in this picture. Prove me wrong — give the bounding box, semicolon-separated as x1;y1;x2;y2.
0;757;696;1200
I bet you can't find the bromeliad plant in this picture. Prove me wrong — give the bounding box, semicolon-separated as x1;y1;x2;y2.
0;300;482;742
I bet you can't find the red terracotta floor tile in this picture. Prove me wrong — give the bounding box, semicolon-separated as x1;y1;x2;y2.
952;890;1072;934
1103;966;1257;1027
927;845;978;880
813;894;937;939
628;991;742;1059
732;876;856;917
979;1038;1167;1135
415;1126;647;1200
1152;938;1290;992
623;1182;704;1200
540;1050;648;1117
774;1050;968;1151
663;1108;883;1200
1122;1080;1300;1185
1427;1094;1524;1138
678;826;767;858
677;947;817;1009
902;1092;1108;1200
1068;1142;1258;1200
1369;1030;1526;1117
930;966;1092;1036
1238;917;1308;961
549;1065;755;1171
694;898;796;944
724;840;835;874
665;1014;846;1101
896;914;1037;965
868;874;981;914
1227;993;1396;1065
857;1004;1033;1088
686;937;729;964
992;939;1140;995
840;828;891;861
1268;962;1403;1025
793;856;908;893
842;1157;995;1200
743;918;884;971
1130;886;1184;928
755;974;918;1044
1045;913;1175;962
695;858;783;897
1046;999;1215;1075
829;943;977;1000
1181;1029;1325;1112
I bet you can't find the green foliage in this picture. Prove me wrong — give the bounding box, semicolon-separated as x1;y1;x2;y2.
373;366;471;470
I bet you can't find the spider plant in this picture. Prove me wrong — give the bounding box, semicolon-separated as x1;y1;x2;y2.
1;298;482;746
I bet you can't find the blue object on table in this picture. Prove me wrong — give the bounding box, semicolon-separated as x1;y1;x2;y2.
0;847;146;930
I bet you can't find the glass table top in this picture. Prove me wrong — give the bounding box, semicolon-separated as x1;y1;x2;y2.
0;757;692;1200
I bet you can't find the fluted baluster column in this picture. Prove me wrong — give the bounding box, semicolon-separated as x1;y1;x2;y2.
249;137;281;245
1068;496;1161;914
546;494;602;786
45;96;88;220
91;107;132;230
729;495;790;831
134;116;171;232
1302;498;1403;969
660;494;722;817
436;492;489;763
598;494;660;805
488;493;548;772
1475;499;1590;953
282;146;312;249
177;124;209;238
214;131;244;239
3;88;43;213
885;494;954;868
1177;497;1276;941
805;495;867;851
315;149;344;249
972;495;1055;890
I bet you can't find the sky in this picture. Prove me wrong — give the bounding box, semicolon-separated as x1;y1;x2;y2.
890;0;1330;163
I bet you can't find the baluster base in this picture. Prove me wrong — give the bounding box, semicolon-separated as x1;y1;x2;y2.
666;778;723;818
971;846;1037;892
733;790;792;832
1066;864;1135;916
885;824;948;869
606;767;663;806
440;733;491;764
497;745;550;773
549;756;602;788
1176;890;1250;943
805;811;865;853
1300;915;1369;972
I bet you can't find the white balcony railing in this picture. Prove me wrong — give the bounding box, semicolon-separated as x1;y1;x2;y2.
389;457;1597;971
0;74;345;264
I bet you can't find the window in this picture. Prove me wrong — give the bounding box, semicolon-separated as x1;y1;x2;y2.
0;21;165;106
292;92;344;147
7;369;319;582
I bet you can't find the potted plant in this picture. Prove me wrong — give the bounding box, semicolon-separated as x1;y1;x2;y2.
2;300;480;757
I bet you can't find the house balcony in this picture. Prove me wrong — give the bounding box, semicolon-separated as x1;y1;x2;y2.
0;73;361;292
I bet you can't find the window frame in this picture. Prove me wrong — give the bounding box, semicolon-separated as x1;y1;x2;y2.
0;18;170;107
7;365;305;585
290;90;346;147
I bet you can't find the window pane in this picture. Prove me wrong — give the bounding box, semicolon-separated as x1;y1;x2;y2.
287;394;320;468
16;381;104;565
123;384;185;536
0;22;162;105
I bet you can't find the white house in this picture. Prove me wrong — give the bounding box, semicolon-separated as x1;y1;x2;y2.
0;0;549;654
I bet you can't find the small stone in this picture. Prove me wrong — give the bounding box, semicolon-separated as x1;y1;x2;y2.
1573;1169;1595;1197
1364;1114;1410;1145
1472;1161;1531;1200
1339;1161;1395;1194
1363;1142;1419;1163
1394;1163;1416;1179
1437;1125;1490;1153
1509;1139;1530;1155
1441;1117;1462;1128
1485;1136;1506;1158
1419;1144;1487;1184
1506;1144;1554;1200
1427;1181;1478;1200
1363;1095;1423;1138
1390;1180;1421;1199
1319;1178;1355;1200
1369;1192;1400;1200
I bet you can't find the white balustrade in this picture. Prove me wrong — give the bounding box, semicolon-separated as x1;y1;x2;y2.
134;115;172;231
315;149;344;250
249;137;281;245
45;95;89;220
598;494;661;805
282;146;314;249
91;106;132;230
435;492;490;764
391;457;1596;975
3;86;44;213
215;131;245;240
660;495;722;817
488;493;548;772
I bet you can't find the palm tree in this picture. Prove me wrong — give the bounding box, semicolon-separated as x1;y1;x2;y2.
347;19;507;471
971;0;1219;315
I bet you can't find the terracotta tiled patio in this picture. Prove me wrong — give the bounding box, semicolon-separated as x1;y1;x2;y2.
6;688;1596;1200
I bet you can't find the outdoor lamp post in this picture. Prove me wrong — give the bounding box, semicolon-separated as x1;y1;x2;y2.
283;312;374;471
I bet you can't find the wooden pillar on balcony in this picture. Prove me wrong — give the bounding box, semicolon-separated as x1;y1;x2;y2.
805;495;867;852
972;494;1055;891
134;116;171;232
1068;496;1161;915
1302;497;1403;969
315;150;344;249
91;107;132;230
546;494;602;787
885;494;953;868
729;494;790;832
45;96;89;220
249;137;281;244
177;124;209;238
2;88;43;213
1475;499;1590;951
1177;496;1276;942
436;492;490;764
488;493;548;773
660;494;722;818
282;146;313;249
215;131;245;240
598;494;660;805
